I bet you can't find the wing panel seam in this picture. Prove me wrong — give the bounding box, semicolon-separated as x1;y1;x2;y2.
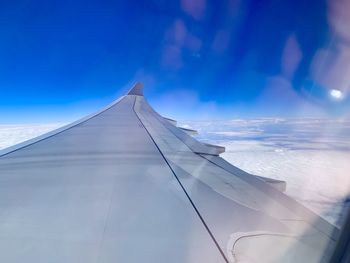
132;97;229;263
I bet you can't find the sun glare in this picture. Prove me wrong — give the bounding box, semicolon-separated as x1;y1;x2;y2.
329;89;344;100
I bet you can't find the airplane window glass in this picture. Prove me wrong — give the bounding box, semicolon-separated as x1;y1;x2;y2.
0;0;349;262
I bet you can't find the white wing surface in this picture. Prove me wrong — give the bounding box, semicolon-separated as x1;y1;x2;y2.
0;83;338;263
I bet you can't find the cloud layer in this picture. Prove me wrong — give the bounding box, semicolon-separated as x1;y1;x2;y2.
181;118;350;226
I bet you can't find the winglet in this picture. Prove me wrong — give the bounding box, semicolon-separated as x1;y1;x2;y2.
127;82;144;96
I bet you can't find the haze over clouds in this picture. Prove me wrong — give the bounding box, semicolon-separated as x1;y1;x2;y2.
181;118;350;226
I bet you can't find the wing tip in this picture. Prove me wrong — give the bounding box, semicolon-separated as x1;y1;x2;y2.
127;82;144;96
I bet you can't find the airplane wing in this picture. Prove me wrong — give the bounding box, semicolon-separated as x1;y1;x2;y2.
0;83;339;263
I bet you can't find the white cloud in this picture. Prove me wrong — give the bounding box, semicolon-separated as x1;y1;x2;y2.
0;124;64;150
185;118;350;226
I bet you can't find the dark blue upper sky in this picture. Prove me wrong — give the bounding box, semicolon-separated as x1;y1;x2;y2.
0;0;349;123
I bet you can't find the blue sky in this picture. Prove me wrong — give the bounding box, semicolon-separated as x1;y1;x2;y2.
0;0;349;123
